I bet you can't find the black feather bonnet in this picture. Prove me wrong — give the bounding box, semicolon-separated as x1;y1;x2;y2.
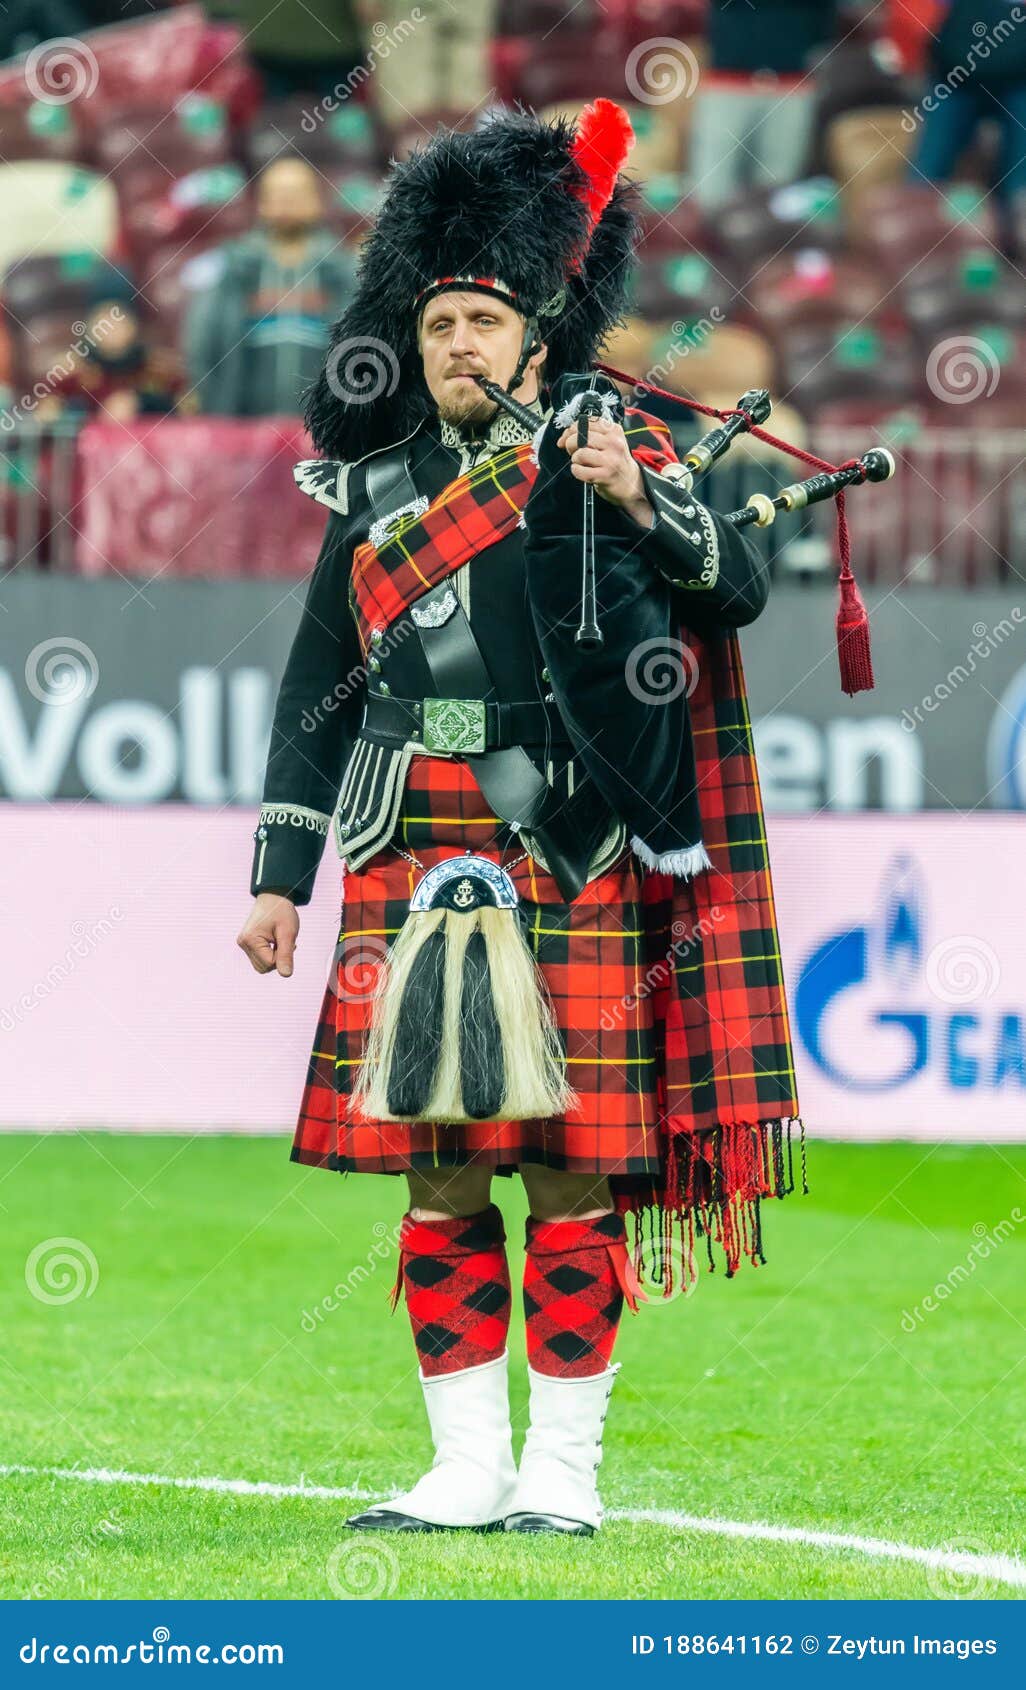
303;101;640;461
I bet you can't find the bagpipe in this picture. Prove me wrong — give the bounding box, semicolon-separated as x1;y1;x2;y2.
475;368;896;697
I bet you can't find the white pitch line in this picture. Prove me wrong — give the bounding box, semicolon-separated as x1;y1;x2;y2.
0;1463;376;1504
612;1508;1026;1589
3;1462;1025;1589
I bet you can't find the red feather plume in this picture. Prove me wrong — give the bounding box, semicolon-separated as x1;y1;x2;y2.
566;98;634;274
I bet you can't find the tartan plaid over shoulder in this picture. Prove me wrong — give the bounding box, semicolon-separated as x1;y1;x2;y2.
607;407;806;1282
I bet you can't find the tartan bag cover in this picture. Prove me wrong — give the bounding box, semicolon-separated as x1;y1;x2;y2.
336;415;805;1283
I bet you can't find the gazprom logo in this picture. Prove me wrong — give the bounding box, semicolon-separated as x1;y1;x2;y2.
795;855;1024;1092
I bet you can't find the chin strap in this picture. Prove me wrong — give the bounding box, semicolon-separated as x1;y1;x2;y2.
509;315;542;394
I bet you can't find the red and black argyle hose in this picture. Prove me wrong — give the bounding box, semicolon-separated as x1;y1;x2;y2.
390;1203;511;1376
523;1211;646;1378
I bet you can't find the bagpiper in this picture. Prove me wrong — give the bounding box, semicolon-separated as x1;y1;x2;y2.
238;99;805;1537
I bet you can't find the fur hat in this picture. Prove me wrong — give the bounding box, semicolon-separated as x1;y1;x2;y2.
303;101;639;461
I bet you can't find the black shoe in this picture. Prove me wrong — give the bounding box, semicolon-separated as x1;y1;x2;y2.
503;1512;595;1536
346;1508;505;1533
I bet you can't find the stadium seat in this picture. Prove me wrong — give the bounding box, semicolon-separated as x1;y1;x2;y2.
779;323;919;416
637;178;709;256
518;44;635;108
321;169;387;242
0;100;84;165
92;98;234;200
600;318;656;380
631;252;734;323
0;163;118;276
901;249;1026;343
748;251;889;335
244;99;379;174
2;253;126;323
119;166;251;258
715;180;846;271
495;0;601;33
644;320;775;405
854;184;1000;279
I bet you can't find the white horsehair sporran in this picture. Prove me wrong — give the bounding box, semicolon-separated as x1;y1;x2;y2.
351;851;577;1124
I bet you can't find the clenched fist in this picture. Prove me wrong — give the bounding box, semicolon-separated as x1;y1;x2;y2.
237;892;300;977
556;415;654;529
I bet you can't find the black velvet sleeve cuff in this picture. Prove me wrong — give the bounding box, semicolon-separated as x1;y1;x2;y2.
635;462;769;628
250;802;334;907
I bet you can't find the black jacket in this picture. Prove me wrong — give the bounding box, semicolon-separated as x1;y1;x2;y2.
249;400;769;905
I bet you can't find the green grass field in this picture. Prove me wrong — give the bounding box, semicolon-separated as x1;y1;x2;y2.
1;1133;1024;1601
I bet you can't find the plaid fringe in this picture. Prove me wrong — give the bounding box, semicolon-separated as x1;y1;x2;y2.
627;1116;808;1292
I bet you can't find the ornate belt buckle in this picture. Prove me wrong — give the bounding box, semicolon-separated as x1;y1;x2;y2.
421;697;487;755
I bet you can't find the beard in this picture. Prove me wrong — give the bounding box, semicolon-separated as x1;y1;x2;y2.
434;379;498;429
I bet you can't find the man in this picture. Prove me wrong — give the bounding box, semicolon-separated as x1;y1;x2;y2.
237;102;803;1536
184;155;357;417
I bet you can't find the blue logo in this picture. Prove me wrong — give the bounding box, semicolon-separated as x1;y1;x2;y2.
986;662;1026;808
795;854;1024;1092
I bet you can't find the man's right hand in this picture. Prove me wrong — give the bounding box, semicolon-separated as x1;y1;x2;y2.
237;892;300;977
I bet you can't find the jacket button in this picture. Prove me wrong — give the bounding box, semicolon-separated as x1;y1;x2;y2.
339;821;351;836
256;825;268;841
370;626;384;646
683;504;696;518
368;655;381;672
541;666;550;682
379;681;391;696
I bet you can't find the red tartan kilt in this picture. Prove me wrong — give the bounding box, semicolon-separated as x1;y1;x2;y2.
290;754;665;1183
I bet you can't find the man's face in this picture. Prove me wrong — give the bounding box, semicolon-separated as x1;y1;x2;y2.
418;291;545;426
257;159;323;237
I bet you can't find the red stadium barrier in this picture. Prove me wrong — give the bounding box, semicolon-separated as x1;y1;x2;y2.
72;416;325;579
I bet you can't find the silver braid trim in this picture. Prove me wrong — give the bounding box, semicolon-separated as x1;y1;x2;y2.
258;803;331;835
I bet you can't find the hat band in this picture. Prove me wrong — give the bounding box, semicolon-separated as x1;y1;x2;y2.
415;274;519;310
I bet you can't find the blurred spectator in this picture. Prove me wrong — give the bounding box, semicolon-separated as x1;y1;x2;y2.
689;1;843;210
205;0;365;101
910;0;1026;205
183;156;357;418
40;280;188;424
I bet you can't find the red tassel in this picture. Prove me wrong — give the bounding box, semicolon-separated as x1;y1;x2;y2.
607;1239;648;1313
834;488;874;695
836;564;874;695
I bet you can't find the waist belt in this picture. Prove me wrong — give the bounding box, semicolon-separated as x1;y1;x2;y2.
362;693;572;755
